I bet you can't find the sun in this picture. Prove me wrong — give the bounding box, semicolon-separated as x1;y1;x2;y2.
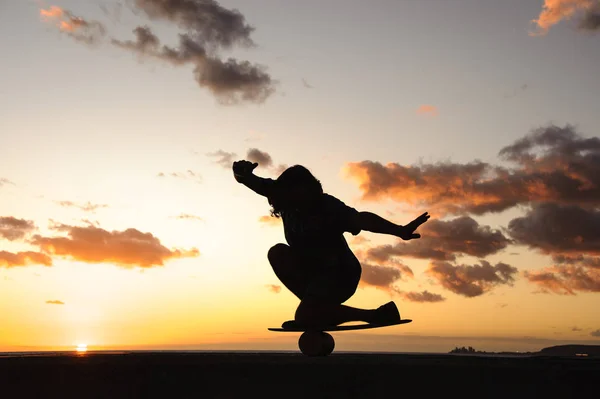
76;343;88;353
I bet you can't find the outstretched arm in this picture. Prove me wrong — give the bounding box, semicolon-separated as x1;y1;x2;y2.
233;160;274;198
358;211;430;240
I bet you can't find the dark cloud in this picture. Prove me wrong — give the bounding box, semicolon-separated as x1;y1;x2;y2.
426;260;518;297
206;150;236;168
592;329;600;337
0;251;53;268
344;125;600;217
41;2;276;104
29;223;199;268
366;216;511;262
0;217;37;241
46;300;65;305
401;290;445;303
133;0;255;50
246;148;273;168
507;203;600;256
360;262;410;290
359;261;445;302
578;7;600;31
572;327;583;332
112;27;274;104
55;201;109;213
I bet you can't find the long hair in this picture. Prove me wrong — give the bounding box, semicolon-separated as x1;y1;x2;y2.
269;165;323;218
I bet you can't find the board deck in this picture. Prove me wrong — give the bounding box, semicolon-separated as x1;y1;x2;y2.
268;319;412;332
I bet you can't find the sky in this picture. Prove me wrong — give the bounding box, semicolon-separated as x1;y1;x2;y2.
1;0;600;353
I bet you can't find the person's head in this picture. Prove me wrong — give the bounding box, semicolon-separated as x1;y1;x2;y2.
269;165;323;217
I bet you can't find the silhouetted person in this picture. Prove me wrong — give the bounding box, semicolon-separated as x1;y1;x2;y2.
233;160;430;328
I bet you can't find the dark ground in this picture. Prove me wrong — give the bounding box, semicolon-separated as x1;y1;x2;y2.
0;351;597;398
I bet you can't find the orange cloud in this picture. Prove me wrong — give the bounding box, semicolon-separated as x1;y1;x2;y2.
530;0;597;36
46;300;65;305
259;215;281;226
343;125;600;217
266;284;281;293
416;104;438;116
29;223;199;268
0;251;52;268
39;6;106;45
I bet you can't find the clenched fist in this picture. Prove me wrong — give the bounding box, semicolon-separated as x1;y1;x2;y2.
232;160;258;183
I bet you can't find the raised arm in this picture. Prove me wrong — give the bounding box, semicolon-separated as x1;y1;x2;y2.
358;211;430;240
232;160;275;198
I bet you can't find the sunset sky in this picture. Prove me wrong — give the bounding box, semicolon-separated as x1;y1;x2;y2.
1;0;600;353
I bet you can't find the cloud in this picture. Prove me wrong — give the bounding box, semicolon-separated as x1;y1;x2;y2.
29;223;199;268
592;329;600;337
46;300;65;305
172;213;203;221
507;203;600;256
266;284;281;293
0;251;53;268
344;124;600;217
258;215;281;226
523;261;600;295
112;26;275;104
132;0;255;50
426;260;518;297
359;260;445;302
578;6;600;31
0;178;15;187
246;148;273;168
245;148;287;175
572;326;583;331
366;216;511;262
206;150;236;168
55;201;109;213
0;217;37;241
530;0;599;36
157;170;202;183
416;105;438;116
40;2;276;104
40;6;106;45
401;290;446;303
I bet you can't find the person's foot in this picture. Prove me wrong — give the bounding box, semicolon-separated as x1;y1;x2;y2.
369;301;401;325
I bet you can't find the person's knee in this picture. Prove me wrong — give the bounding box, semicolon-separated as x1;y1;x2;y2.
267;243;290;266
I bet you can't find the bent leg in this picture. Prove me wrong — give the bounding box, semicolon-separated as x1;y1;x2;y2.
267;243;311;300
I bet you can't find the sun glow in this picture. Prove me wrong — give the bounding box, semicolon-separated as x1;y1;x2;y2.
76;343;88;353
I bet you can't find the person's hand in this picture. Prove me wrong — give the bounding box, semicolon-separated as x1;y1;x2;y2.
232;160;258;182
396;212;430;240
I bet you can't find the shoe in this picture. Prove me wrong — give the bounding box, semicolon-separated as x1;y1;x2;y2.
371;301;401;326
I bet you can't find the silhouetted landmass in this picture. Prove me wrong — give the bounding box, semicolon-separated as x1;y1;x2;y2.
449;346;533;355
538;345;600;357
0;351;598;398
450;345;600;357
